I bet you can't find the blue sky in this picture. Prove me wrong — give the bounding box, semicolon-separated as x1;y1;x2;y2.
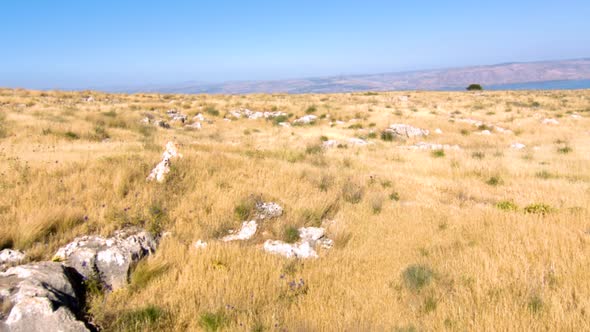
1;0;590;89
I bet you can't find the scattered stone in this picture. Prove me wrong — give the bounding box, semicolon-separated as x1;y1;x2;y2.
255;202;283;220
167;109;187;123
186;122;202;129
542;118;559;125
571;113;582;119
53;227;157;290
322;140;339;149
398;95;409;102
84;96;94;102
434;128;443;134
193;240;207;250
0;262;89;332
263;240;317;259
348;138;370;146
278;122;290;127
222;221;258;242
479;130;492;135
293;115;318;125
510;142;526;149
147;141;182;182
385;124;429;139
228;109;287;120
141;117;151;124
0;249;25;271
263;227;332;259
405;142;461;150
194;113;205;121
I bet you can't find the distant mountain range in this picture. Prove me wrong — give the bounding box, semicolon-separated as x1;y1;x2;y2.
118;58;590;94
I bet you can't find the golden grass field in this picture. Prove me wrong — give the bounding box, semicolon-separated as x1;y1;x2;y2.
0;88;589;331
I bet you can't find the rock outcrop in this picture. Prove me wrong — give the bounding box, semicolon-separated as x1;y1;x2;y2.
147;142;182;183
255;202;283;220
0;250;25;272
221;221;258;242
53;227;157;290
0;262;89;332
263;227;333;259
385;124;429;139
293;115;317;125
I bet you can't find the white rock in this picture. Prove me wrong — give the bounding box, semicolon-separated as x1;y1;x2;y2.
405;142;461;150
293;115;318;125
434;128;443;134
222;221;257;242
542;118;559;125
193;240;208;250
187;122;202;129
263;240;318;259
571;114;582;119
387;124;429;138
278;122;290;127
194;113;205;121
510;142;526;149
479;130;492;135
398;95;409;102
348;138;370;146
298;227;325;243
141;117;151;124
255;202;283;220
262;226;331;259
0;249;25;271
147;142;182;182
322;140;339;148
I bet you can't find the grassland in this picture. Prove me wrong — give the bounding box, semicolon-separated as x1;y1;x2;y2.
0;88;589;331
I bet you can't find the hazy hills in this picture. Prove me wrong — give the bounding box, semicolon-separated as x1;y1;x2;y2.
120;58;590;94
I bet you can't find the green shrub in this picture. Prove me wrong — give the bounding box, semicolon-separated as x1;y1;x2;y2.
466;84;483;91
305;105;317;114
199;311;228;332
496;200;518;211
381;130;394;141
305;144;323;155
113;305;167;332
524;203;553;215
283;226;300;243
272;114;288;125
348;123;363;130
403;265;434;291
472;152;485;159
486;176;504;186
64;131;80;140
389;191;400;201
557;146;572;154
528;294;544;313
431;150;445;158
234;196;257;220
205;106;220;117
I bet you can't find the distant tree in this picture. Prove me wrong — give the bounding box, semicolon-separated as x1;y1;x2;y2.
467;84;483;91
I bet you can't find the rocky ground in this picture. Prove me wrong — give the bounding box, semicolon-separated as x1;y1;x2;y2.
0;89;589;330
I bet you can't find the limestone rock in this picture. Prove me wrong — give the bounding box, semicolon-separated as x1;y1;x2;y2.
263;226;332;259
255;202;283;220
53;227;157;290
222;221;257;242
386;124;429;138
147;141;182;183
0;262;89;332
510;142;526;149
293;115;317;125
0;250;25;272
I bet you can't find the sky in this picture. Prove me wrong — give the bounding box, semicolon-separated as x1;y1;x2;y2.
1;0;590;90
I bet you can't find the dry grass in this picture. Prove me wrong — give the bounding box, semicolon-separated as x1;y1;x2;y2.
1;88;589;330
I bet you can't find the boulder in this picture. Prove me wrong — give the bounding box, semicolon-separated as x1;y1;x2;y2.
386;124;429;138
0;250;25;272
0;262;89;332
221;221;258;242
255;202;283;220
53;227;157;290
348;138;370;146
147;142;182;183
